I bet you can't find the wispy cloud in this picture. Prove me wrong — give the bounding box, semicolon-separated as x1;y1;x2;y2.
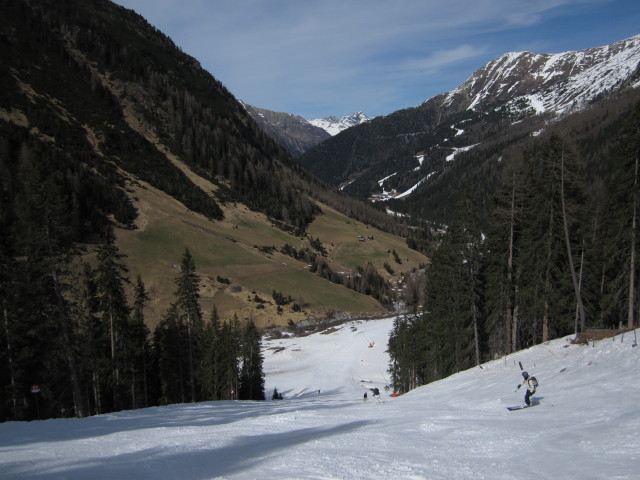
396;45;488;75
114;0;635;118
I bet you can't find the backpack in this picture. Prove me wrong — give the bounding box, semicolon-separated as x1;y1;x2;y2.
529;377;538;391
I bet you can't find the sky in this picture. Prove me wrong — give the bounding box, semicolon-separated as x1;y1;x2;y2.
1;317;638;479
111;1;638;119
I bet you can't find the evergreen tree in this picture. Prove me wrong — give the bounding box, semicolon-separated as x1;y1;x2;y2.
483;164;526;357
598;102;640;329
387;314;421;393
517;135;588;345
128;275;151;409
174;248;205;403
9;146;86;419
94;233;131;411
218;315;241;400
202;306;223;400
154;304;186;404
238;319;265;401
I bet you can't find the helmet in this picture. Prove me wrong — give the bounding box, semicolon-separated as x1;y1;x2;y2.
522;371;529;379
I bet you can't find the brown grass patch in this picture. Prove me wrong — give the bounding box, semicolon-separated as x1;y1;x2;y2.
571;329;625;345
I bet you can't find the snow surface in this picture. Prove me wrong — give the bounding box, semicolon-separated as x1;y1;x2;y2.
446;144;478;162
1;318;639;480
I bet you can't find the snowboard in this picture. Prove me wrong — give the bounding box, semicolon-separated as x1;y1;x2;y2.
507;401;538;411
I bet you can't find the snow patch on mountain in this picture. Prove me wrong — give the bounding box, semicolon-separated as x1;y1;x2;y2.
309;112;371;136
443;34;640;116
446;144;479;162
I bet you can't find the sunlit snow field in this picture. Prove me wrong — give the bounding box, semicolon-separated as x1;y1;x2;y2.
1;318;638;479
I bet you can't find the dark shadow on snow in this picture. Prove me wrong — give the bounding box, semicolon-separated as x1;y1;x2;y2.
1;420;374;479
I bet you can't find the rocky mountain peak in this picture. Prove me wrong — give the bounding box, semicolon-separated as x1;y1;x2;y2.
309;112;371;136
443;34;640;115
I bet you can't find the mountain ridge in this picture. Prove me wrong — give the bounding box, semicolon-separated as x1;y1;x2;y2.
298;33;640;225
309;111;371;136
242;103;331;157
0;0;425;330
244;105;371;156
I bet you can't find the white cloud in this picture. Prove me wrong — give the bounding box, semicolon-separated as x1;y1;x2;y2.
397;45;488;74
113;0;621;118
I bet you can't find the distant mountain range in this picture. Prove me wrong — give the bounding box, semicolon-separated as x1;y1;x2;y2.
308;112;371;136
442;34;640;115
244;105;370;156
298;34;640;225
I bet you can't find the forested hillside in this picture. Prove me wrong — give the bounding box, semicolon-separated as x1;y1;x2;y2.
0;0;429;422
299;35;640;228
388;100;640;393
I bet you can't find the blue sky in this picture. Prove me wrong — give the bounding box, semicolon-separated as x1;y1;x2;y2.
112;0;639;120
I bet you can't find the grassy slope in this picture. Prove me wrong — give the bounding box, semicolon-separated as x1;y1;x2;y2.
115;177;429;329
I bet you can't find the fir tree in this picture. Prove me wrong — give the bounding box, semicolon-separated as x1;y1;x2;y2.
238;319;265;401
174;248;205;403
95;233;131;412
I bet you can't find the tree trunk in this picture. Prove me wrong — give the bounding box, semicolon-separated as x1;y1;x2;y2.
574;249;585;335
543;205;553;343
628;153;638;329
3;299;18;419
506;174;516;354
473;302;480;366
187;311;195;403
512;288;519;352
560;146;586;333
46;233;87;417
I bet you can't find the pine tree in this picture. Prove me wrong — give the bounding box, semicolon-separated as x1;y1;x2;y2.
483;165;526;356
202;306;223;400
598;102;640;329
387;314;421;393
95;233;131;411
128;275;151;409
238;319;265;401
517;137;579;345
10;146;87;418
174;248;205;403
154;304;186;404
218;315;241;400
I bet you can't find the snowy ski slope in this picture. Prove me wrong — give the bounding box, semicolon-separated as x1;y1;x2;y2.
0;318;638;479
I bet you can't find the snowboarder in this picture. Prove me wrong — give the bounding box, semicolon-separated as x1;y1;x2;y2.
516;371;538;406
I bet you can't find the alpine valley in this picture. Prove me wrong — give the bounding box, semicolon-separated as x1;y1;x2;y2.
298;34;640;226
1;0;639;424
243;106;370;157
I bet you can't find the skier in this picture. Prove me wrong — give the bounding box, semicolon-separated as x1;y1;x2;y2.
370;387;380;398
516;371;538;406
363;392;368;401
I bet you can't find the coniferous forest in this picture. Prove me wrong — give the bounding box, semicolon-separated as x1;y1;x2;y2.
1;217;266;420
1;0;639;422
388;103;640;393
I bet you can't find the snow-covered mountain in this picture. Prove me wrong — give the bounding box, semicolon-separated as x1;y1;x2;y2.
444;34;640;116
299;34;640;223
244;105;370;155
242;103;330;157
309;111;371;136
2;317;638;479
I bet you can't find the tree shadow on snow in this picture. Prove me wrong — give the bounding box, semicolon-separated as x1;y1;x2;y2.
0;396;354;448
3;419;374;479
